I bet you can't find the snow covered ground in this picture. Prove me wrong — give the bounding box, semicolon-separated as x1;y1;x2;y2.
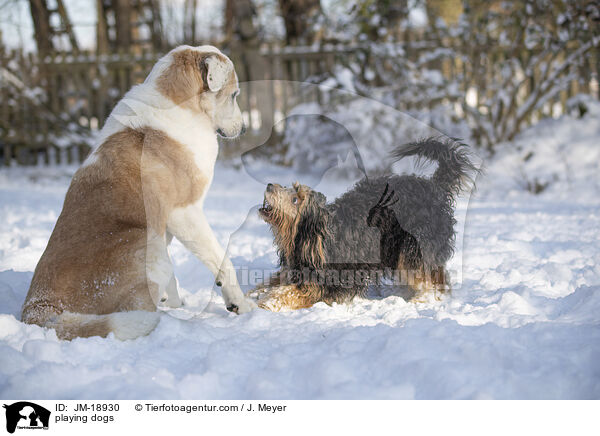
1;103;599;399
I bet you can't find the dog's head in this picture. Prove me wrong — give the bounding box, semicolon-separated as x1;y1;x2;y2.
259;182;328;267
150;45;244;138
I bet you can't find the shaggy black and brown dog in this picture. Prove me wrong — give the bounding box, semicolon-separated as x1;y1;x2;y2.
253;138;478;311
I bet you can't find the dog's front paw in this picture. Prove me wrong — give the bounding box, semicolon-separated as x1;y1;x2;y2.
227;297;258;314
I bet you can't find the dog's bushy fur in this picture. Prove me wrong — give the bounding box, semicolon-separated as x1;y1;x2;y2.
255;138;478;310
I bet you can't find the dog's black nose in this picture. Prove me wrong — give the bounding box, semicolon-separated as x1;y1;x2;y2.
267;183;273;192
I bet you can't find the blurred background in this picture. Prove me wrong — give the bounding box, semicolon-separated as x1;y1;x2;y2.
0;0;597;170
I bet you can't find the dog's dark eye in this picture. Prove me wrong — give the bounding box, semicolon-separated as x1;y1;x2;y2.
292;197;298;204
231;91;239;101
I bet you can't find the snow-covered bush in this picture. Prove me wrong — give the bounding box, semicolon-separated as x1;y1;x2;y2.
289;0;598;155
253;90;465;176
487;95;600;197
265;46;471;175
441;0;599;150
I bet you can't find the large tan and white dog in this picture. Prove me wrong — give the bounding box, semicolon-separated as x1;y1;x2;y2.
21;45;257;340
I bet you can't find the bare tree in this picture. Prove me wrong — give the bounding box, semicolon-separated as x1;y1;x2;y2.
28;0;53;53
224;0;259;45
183;0;198;45
28;0;79;54
352;0;409;42
114;0;132;50
452;0;599;148
97;0;163;52
278;0;322;45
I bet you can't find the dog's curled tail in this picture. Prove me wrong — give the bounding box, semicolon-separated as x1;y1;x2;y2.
40;310;160;341
390;137;478;195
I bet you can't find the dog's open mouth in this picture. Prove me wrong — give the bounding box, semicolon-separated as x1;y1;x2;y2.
259;196;273;219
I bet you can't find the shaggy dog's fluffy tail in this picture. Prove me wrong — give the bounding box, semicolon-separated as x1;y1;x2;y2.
391;137;478;195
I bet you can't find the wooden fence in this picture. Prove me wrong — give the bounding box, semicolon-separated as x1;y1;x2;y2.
0;41;597;166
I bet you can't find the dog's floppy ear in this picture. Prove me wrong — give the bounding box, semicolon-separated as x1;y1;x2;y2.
295;184;326;206
201;54;232;92
293;196;328;268
313;191;326;206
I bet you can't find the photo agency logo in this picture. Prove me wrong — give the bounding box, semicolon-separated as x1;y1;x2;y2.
3;402;50;433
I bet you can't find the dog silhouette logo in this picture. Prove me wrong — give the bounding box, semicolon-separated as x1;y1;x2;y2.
3;402;50;433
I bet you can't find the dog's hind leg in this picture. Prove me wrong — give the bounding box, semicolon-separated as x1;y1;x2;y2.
432;266;451;300
407;266;450;302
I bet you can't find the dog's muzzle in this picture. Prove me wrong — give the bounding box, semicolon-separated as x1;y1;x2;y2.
259;190;274;219
217;124;246;138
